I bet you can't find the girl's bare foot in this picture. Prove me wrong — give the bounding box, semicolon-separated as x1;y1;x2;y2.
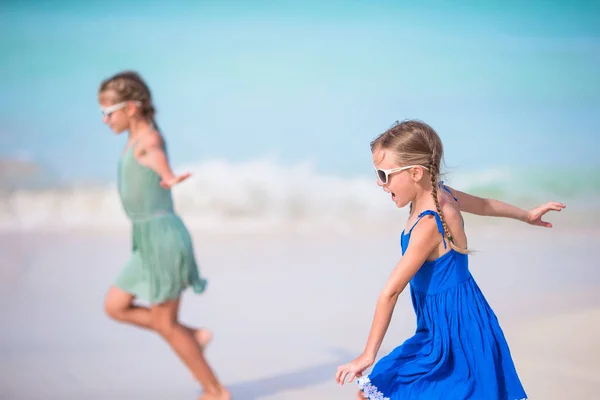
194;328;213;350
198;388;231;400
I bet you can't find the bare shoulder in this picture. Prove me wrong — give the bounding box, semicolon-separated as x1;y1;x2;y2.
406;213;443;251
440;198;462;225
135;132;164;156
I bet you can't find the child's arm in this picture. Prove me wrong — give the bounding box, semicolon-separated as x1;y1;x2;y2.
140;135;191;189
336;216;441;385
362;217;439;359
444;185;565;228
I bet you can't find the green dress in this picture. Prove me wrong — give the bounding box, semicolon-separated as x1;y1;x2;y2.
114;141;207;304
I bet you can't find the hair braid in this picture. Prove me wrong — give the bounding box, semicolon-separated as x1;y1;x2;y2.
429;153;457;249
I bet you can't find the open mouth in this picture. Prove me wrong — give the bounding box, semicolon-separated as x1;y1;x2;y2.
391;192;396;200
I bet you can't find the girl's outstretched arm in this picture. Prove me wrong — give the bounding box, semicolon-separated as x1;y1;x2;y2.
336;215;441;386
141;135;191;189
443;185;565;228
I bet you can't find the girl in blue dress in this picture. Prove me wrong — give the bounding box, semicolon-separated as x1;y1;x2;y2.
335;120;564;400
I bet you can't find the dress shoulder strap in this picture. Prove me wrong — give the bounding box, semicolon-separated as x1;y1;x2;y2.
406;210;447;249
439;181;459;204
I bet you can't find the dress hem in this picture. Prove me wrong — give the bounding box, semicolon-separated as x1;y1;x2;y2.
357;377;390;400
113;279;207;305
356;376;528;400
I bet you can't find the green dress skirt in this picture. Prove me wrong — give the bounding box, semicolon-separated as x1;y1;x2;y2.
114;143;206;304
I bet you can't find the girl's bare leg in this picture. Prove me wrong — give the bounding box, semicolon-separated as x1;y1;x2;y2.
151;298;230;399
104;285;213;348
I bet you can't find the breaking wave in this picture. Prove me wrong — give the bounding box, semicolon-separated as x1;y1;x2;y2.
0;158;596;233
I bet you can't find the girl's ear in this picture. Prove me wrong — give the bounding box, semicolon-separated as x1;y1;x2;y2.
126;101;139;117
412;166;425;182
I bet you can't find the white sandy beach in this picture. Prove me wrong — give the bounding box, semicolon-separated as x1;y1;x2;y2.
0;222;598;400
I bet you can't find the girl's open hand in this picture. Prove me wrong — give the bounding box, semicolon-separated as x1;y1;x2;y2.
336;354;374;385
526;202;566;227
160;172;191;189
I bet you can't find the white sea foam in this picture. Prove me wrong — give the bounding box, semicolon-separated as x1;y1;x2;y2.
0;158;596;233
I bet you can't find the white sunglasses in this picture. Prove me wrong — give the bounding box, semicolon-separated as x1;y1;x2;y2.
100;101;141;118
375;165;429;184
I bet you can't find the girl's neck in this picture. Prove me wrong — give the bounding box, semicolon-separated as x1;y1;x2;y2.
128;119;154;141
410;189;435;216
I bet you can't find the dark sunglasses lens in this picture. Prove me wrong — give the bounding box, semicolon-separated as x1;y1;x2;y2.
377;170;387;183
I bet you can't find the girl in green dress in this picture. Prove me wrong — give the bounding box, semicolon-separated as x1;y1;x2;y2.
99;71;230;400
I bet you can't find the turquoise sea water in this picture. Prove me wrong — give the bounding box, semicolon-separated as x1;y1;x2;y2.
0;1;598;230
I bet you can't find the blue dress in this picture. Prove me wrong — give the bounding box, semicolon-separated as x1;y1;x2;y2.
356;209;528;400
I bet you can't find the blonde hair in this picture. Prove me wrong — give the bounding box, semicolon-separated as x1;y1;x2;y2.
98;70;160;131
371;120;468;254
